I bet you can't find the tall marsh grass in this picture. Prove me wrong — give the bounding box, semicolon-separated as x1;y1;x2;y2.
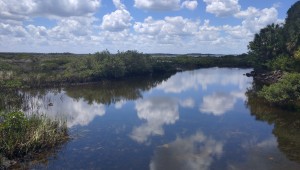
0;111;68;159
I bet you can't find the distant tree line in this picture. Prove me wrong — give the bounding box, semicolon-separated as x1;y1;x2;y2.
0;50;251;89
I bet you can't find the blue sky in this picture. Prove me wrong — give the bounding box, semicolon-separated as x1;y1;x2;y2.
0;0;297;54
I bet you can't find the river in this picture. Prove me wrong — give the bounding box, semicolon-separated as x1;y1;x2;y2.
6;67;300;170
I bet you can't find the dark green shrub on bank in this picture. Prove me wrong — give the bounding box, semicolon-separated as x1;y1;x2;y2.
0;111;68;159
258;73;300;104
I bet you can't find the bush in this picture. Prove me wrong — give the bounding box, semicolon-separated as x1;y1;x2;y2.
266;55;294;71
0;111;68;159
258;73;300;103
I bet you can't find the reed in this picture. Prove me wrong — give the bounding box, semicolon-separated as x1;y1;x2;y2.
0;111;68;159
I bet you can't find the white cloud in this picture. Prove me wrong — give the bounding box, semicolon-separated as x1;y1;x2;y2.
101;1;132;32
203;0;241;17
239;7;279;33
134;16;199;36
130;96;179;143
181;0;198;10
0;0;101;20
0;23;28;37
112;0;126;9
134;16;200;46
134;0;181;11
0;0;283;54
150;132;223;170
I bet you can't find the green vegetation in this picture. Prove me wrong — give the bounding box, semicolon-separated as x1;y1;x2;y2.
0;51;251;89
0;111;68;161
248;1;300;71
258;73;300;104
248;1;300;104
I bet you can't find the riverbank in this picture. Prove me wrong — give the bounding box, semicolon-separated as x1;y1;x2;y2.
0;111;69;169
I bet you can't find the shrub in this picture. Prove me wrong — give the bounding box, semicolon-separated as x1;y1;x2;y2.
258;73;300;103
0;111;68;159
266;55;294;71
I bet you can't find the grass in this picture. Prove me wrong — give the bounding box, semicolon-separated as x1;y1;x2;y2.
0;111;69;160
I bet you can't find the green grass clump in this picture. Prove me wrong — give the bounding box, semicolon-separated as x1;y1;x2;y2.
0;111;68;159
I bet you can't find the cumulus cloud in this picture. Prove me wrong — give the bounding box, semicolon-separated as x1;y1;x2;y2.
203;0;241;17
0;0;283;54
150;132;223;170
239;7;279;33
0;0;101;20
101;0;132;32
101;9;132;32
112;0;126;9
134;16;200;44
181;0;198;10
134;0;181;11
130;96;179;143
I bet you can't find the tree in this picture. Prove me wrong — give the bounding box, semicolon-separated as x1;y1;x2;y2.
284;1;300;54
248;24;285;64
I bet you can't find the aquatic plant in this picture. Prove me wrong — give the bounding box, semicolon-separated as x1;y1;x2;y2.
0;111;68;160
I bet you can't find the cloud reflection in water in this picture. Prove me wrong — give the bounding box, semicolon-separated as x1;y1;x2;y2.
130;96;179;143
150;131;223;170
25;91;106;127
157;68;252;93
199;91;246;115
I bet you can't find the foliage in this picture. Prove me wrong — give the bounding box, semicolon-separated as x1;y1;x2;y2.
0;51;253;88
284;1;300;54
258;73;300;103
0;111;68;159
247;1;300;71
248;24;285;64
266;54;294;71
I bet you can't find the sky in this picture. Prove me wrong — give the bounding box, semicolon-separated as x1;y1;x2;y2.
0;0;297;54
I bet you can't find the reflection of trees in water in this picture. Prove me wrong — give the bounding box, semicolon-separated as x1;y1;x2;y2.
246;88;300;163
1;74;172;112
65;74;172;105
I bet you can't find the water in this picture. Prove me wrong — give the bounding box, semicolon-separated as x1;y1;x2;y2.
10;68;300;169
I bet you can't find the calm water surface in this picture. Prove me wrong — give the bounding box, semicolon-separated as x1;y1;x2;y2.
18;68;300;169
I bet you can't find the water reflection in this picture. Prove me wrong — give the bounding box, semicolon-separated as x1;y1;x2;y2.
229;137;300;170
25;91;106;127
131;97;179;143
131;96;197;143
200;91;246;115
150;131;223;170
246;89;300;163
157;68;252;93
65;75;172;105
2;68;300;169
